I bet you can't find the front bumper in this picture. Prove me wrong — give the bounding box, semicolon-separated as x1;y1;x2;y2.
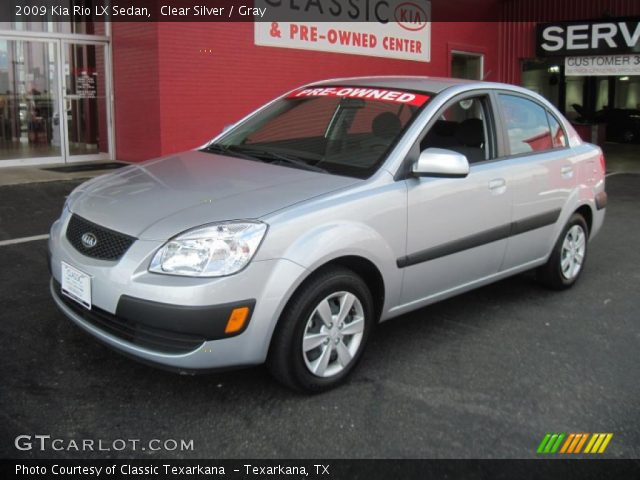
52;278;255;353
49;210;307;371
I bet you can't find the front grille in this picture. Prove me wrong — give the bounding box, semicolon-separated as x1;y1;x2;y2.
66;214;135;261
54;281;205;354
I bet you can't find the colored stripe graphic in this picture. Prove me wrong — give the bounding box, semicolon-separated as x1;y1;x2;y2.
585;433;613;454
560;433;575;453
537;434;552;454
574;433;589;453
538;433;613;454
584;434;599;453
537;433;565;454
550;434;565;453
566;433;586;453
598;434;613;453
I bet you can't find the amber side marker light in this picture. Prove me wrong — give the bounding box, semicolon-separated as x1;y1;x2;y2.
225;307;250;334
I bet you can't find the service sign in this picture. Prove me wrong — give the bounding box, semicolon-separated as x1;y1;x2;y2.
255;0;431;62
537;17;640;57
565;54;640;76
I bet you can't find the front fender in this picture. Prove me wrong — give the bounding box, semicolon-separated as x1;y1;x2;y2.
256;175;407;320
278;221;402;320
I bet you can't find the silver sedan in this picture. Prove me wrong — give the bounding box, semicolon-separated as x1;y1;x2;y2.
49;77;607;392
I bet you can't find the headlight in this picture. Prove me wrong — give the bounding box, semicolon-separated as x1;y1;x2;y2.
149;221;267;277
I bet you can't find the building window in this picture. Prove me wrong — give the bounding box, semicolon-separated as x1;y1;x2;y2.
0;0;107;36
521;59;561;113
451;52;483;80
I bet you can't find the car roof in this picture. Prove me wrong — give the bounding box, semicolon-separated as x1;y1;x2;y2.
307;76;495;94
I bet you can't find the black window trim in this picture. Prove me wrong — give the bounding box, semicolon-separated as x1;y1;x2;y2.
545;108;569;149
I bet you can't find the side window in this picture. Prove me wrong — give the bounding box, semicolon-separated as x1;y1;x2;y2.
547;112;567;148
420;95;492;163
499;94;553;154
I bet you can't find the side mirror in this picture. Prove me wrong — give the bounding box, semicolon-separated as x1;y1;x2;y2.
412;148;470;178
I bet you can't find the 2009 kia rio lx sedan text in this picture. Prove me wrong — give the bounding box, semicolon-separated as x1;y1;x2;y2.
49;77;607;392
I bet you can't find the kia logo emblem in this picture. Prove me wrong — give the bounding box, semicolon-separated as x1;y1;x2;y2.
395;2;428;32
81;232;98;249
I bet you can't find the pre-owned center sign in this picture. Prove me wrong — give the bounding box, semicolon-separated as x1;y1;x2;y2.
536;17;640;57
255;0;431;62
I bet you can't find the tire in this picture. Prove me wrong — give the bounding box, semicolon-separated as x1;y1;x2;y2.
267;266;374;393
536;213;589;290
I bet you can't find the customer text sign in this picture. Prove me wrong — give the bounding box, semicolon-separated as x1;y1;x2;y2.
565;54;640;76
255;1;431;62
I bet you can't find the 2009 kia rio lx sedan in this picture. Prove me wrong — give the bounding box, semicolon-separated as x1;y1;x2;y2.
49;77;607;392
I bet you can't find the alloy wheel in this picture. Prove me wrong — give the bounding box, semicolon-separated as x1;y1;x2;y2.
302;291;365;378
560;224;586;280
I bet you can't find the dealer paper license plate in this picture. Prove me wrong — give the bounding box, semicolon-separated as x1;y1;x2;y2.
61;261;92;310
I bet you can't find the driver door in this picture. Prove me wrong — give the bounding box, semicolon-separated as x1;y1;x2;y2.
399;93;512;304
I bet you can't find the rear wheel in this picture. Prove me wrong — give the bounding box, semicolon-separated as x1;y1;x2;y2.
267;267;374;393
537;213;588;290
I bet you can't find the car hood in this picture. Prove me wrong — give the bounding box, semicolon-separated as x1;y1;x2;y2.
70;150;359;240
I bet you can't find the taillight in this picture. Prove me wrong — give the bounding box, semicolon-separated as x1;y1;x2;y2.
599;153;606;173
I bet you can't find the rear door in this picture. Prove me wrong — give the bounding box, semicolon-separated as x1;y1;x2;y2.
494;93;576;270
399;92;512;305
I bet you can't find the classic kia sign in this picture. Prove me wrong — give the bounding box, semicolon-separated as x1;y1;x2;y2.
255;0;431;62
536;18;640;57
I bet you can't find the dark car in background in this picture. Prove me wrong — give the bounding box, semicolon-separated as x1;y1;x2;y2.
573;104;640;143
594;108;640;143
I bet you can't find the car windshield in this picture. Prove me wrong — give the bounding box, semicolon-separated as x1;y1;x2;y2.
204;86;433;179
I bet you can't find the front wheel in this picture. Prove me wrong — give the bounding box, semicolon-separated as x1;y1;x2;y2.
537;213;589;290
267;267;374;393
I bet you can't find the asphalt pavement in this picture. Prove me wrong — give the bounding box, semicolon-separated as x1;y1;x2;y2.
0;173;638;459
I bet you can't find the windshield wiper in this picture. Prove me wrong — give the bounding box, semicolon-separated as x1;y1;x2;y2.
202;143;228;154
232;147;327;173
203;143;327;173
202;143;259;161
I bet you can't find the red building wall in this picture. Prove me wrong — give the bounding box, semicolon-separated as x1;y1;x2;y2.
111;23;163;160
113;20;500;162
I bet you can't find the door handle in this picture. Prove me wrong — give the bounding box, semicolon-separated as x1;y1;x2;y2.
561;165;574;179
489;178;507;195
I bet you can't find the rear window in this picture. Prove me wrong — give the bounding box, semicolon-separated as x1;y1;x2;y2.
499;94;553;154
547;112;567;148
213;86;432;179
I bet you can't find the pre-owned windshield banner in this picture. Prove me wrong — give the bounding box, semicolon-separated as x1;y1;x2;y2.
288;87;430;106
